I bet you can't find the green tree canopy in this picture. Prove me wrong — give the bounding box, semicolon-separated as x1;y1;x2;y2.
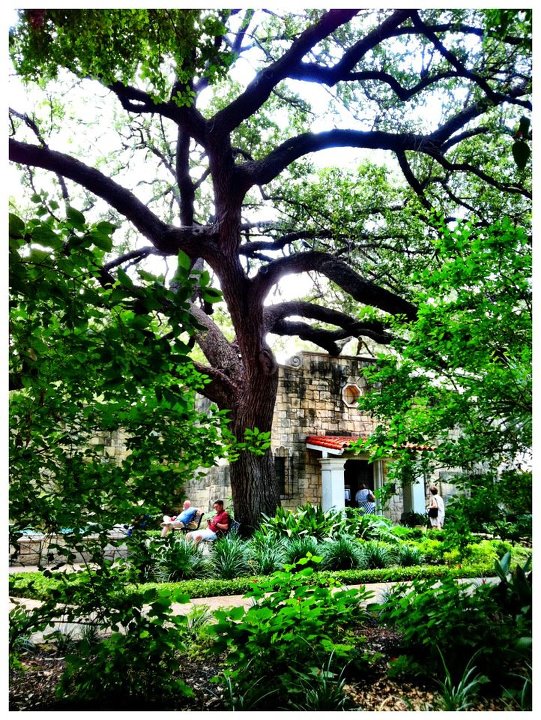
9;9;532;527
9;203;230;536
355;217;531;486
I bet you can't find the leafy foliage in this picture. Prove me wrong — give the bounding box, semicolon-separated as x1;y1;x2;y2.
208;559;374;708
148;535;210;583
320;536;365;571
434;648;488;711
209;534;251;579
9;202;229;542
357;218;531;488
259;504;347;541
10;9;233;103
377;569;531;685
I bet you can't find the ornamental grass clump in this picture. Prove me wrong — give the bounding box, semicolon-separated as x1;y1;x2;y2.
320;536;364;570
359;541;396;569
246;536;287;575
282;535;320;567
151;535;209;582
209;534;251;580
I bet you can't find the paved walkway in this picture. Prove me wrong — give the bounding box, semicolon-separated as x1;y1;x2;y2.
9;564;493;643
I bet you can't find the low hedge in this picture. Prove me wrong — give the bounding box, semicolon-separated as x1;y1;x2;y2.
9;562;496;603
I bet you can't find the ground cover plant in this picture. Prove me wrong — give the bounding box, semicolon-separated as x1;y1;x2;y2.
10;548;532;711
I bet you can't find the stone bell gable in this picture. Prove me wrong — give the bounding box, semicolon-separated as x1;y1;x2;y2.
270;352;378;506
185;351;429;520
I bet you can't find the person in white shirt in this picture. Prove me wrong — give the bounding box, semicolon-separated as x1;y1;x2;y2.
428;486;445;528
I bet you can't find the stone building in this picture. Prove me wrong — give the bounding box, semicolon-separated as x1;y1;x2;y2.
184;351;429;521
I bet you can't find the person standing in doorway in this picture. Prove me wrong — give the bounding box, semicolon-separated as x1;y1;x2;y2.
355;483;376;514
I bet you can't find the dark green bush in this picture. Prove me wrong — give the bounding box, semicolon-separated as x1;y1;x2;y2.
208;559;374;709
56;592;195;708
152;535;210;582
359;541;396;569
376;572;531;685
246;536;287;575
282;536;320;567
209;534;251;580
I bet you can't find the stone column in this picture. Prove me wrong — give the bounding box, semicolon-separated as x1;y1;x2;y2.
320;458;346;511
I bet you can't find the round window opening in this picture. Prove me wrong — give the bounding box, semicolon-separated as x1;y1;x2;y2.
342;383;362;407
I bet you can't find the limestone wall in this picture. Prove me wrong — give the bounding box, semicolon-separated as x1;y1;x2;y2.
271;352;378;508
184;352;382;512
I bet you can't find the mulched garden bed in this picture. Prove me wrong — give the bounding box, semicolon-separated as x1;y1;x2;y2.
10;625;509;711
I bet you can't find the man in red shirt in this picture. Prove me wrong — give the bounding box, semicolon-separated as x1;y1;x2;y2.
186;499;230;544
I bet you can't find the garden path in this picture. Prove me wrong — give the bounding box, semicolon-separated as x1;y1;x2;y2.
9;563;495;644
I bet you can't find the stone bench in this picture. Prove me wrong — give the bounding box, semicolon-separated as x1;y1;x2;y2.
10;531;129;567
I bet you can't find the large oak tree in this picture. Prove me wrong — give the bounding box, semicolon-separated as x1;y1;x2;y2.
9;9;531;529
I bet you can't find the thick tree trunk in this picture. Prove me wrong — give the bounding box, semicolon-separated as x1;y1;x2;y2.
228;369;280;533
229;448;281;534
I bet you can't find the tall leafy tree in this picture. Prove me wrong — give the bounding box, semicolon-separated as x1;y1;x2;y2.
356;217;531;490
9;9;531;528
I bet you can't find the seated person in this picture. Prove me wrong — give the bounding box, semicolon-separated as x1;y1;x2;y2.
161;500;198;537
186;499;229;544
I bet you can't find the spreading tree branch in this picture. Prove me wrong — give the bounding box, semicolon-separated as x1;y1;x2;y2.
9;139;217;254
252;251;417;320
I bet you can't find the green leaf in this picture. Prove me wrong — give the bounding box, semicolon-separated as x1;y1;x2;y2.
31;224;63;250
201;287;222;304
177;250;192;273
116;268;134;287
89;229;113;252
9;213;25;239
66;206;86;229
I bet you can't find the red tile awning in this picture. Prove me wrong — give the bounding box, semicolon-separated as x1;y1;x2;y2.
305;435;365;453
305;435;432;454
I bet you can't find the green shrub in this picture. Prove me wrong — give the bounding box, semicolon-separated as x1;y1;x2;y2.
9;560;499;603
345;511;401;542
246;536;287;575
259;504;346;541
282;536;320;567
359;541;396;569
57;607;194;708
152;535;209;582
395;543;424;567
208;559;374;708
320;536;364;571
287;654;351;710
400;511;428;528
434;647;488;711
410;536;446;564
376;575;528;684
